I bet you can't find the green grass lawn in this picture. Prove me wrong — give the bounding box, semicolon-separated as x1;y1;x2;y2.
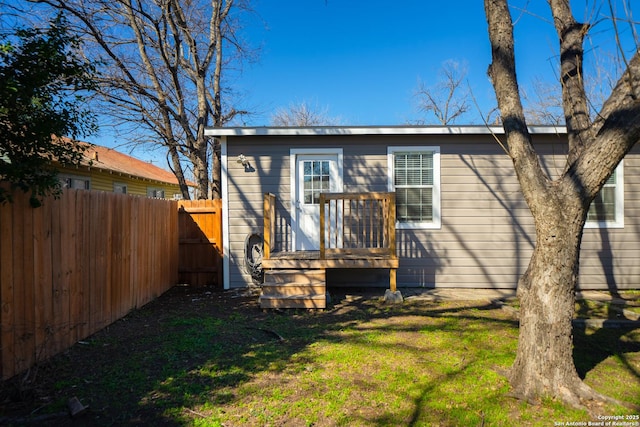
175;300;638;427
575;298;640;319
2;287;639;426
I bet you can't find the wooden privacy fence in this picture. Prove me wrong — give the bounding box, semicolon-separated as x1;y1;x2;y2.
177;199;222;287
0;188;223;380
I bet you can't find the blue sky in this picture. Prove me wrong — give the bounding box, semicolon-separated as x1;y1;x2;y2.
84;0;635;163
234;0;563;126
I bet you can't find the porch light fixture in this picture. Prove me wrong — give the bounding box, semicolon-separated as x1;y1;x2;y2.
237;154;249;167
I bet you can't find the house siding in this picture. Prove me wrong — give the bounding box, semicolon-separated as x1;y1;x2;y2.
57;165;183;198
580;153;640;289
224;132;640;291
226;142;292;287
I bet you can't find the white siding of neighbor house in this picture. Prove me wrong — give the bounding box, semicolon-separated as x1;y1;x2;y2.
224;132;640;291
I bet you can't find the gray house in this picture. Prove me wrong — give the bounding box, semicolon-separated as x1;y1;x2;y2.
205;125;636;308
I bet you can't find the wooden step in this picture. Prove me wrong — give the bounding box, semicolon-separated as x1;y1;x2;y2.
259;294;327;309
263;269;325;284
260;268;327;309
261;282;326;297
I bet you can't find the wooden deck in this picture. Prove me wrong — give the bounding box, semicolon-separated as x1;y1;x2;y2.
261;192;398;309
262;250;399;269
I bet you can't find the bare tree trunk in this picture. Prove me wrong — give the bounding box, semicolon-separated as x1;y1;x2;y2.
168;145;191;199
484;0;640;407
192;150;209;199
509;205;591;405
211;139;221;199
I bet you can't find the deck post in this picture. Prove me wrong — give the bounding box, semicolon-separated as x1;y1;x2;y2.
388;193;396;258
263;193;276;260
387;193;399;296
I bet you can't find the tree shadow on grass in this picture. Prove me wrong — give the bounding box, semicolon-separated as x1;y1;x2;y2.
0;286;522;426
572;195;640;383
142;290;520;426
327;292;518;427
573;322;640;381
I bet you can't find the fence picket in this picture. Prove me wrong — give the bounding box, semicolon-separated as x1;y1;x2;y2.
11;192;27;374
32;194;52;361
0;187;15;379
79;190;92;340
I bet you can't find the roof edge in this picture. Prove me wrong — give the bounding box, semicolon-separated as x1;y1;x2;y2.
204;125;567;137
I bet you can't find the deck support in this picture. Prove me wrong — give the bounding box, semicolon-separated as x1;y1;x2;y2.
384;289;404;304
262;192;399;308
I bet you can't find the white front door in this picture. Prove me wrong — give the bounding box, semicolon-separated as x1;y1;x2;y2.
294;153;342;250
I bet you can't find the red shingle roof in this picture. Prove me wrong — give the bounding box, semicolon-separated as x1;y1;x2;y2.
55;136;190;186
83;144;180;185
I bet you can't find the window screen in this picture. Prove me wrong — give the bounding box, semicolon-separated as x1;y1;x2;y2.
394;152;434;222
587;171;616;222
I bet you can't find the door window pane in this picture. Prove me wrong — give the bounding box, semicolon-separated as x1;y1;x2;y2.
302;160;331;204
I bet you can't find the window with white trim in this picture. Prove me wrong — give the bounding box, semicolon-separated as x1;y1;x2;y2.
585;162;624;228
147;188;165;199
60;174;90;190
113;182;127;194
388;146;441;229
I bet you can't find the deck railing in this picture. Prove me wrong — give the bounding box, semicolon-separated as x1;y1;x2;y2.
263;191;398;291
263;191;396;261
319;192;396;260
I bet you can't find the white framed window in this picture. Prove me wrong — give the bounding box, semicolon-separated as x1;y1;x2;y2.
585;162;624;229
60;174;90;190
388;146;441;229
147;188;165;199
113;182;127;194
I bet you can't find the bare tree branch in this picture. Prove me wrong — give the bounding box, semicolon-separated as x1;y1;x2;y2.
414;60;471;125
27;0;255;199
271;101;342;127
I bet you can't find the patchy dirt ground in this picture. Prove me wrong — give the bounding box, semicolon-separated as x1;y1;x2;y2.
1;285;637;426
3;285;447;426
0;285;268;426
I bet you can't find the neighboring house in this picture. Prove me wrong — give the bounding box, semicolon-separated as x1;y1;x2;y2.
206;125;637;295
55;140;187;199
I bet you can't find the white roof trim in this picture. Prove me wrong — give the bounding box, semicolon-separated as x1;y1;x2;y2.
204;125;567;137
